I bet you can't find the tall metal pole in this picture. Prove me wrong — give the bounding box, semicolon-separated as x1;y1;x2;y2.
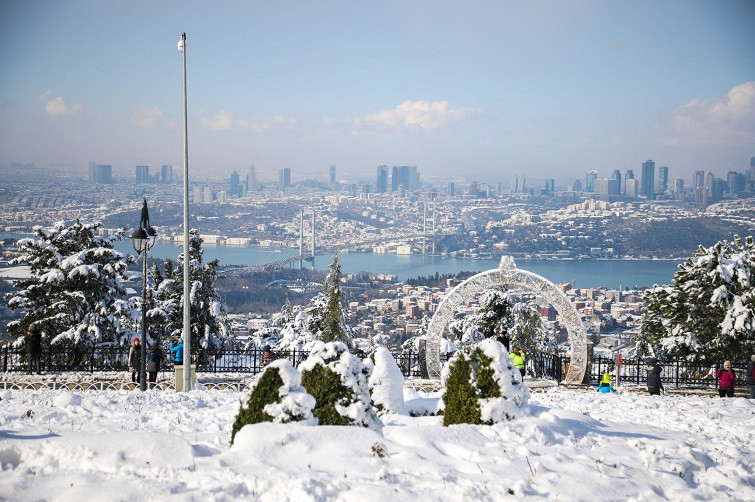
299;209;304;270
140;248;148;391
311;209;315;269
180;32;191;392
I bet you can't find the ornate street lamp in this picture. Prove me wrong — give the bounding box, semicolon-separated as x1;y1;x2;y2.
131;199;157;391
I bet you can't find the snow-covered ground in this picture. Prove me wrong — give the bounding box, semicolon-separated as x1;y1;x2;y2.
0;386;753;501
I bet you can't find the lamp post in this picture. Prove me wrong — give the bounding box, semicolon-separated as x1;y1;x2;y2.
178;32;191;391
131;199;157;392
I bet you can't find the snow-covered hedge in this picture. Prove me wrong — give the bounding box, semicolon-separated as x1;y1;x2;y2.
442;338;529;426
231;359;316;443
299;341;382;431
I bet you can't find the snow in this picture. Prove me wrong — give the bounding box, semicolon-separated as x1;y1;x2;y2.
369;347;407;416
1;385;753;501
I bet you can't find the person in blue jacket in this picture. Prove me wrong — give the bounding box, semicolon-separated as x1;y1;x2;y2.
169;339;184;366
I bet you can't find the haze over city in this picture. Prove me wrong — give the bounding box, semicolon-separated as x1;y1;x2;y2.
1;0;754;183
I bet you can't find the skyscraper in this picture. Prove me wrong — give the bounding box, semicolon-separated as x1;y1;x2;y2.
135;165;149;183
727;171;745;195
585;170;598;193
611;170;622;194
161;164;173;184
88;162;112;184
469;181;479;197
279;168;291;188
694;170;705;189
656;165;669;194
544;178;555;196
391;165;419;191
230;171;240;196
641;160;655;199
376;165;388;193
329;164;336;185
448;182;455;197
246;164;258;192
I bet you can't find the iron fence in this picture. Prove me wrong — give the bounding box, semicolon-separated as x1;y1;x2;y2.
1;345;749;390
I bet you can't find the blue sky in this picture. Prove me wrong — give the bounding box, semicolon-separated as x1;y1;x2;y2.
1;0;753;184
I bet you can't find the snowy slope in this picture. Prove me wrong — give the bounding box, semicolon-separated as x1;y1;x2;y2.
0;387;753;501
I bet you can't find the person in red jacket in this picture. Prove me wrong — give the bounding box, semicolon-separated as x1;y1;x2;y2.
715;361;736;398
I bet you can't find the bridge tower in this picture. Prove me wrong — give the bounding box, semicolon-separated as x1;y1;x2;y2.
298;208;317;269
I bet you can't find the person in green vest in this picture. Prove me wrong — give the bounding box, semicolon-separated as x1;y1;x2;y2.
509;348;526;379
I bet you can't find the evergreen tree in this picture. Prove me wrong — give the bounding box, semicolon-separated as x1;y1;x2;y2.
319;255;352;345
639;235;755;360
148;229;232;355
5;220;133;348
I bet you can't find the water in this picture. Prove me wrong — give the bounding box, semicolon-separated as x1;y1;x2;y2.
3;232;679;288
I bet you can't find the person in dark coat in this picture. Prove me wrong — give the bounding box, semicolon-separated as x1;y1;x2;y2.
496;332;510;352
128;338;142;383
146;345;162;386
261;345;275;367
647;364;664;395
747;355;755;399
715;361;735;398
25;324;43;375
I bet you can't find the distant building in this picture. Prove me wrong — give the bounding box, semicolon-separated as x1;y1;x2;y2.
674;178;684;197
656;165;668;194
727;171;745;195
710;178;727;203
625;178;638;197
391;165;420;191
279;168;291;188
329;164;336;185
585;170;598;193
641;160;655;199
694;170;705;189
694;186;708;206
611;170;622;194
203;184;213;203
468;181;479;197
448;182;456;197
376;165;388;193
135;165;149;183
193;185;203;203
230;171;240;197
510;175;526;194
88;162;113;184
750;157;755;187
246;164;258;192
161;164;173;184
595;178;619;196
544;178;555;196
572;179;582;192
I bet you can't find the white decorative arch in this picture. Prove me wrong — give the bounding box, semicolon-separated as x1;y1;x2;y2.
426;256;587;384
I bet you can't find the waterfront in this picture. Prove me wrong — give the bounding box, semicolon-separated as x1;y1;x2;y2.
2;233;679;288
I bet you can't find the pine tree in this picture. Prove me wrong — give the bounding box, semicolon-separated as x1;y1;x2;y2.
639;235;755;360
319;255;351;345
5;220;133;349
148;229;231;356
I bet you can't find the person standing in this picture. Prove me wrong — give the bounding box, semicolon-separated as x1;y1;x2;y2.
128;338;142;383
496;332;510;352
647;363;664;395
169;339;184;366
715;361;736;398
509;348;526;379
25;324;43;375
146;345;162;387
747;355;755;399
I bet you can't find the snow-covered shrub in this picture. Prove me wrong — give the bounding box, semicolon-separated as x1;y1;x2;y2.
299;341;381;431
442;338;529;426
369;347;407;416
231;359;316;444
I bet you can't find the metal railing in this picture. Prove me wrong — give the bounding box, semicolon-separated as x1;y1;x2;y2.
2;345;749;390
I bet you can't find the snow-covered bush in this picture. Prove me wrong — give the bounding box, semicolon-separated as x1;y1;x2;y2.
442;338;529;426
231;359;316;444
369;347;407;416
299;341;382;431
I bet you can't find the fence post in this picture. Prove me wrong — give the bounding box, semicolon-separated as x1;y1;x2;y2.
675;359;679;388
636;358;641;386
2;346;7;373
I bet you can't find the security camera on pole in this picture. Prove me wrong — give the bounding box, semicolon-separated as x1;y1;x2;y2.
178;32;191;391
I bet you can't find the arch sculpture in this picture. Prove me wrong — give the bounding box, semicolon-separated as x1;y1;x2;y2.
425;256;587;384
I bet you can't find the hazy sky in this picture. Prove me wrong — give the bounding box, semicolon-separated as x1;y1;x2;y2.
1;0;753;184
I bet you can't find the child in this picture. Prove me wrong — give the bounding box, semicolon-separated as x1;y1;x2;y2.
597;372;615;393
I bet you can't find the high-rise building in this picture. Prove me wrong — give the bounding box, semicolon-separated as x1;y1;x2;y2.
706;172;715;192
329;165;336;185
246;164;258;192
611;170;622;194
595;178;619;196
641;160;655;199
448;182;455;197
727;171;745;194
135;165;149;183
674;178;684;195
279;168;291;188
510;175;526;194
376;165;388;193
391;165;419;191
656;165;669;194
469;181;479;197
161;164;173;184
572;179;582;192
694;186;708;206
203;184;213;203
625;178;639;197
694;170;705;189
544;178;555;196
750;157;755;186
711;178;727;203
585;170;598;193
88;162;113;184
193;185;203;204
230;171;240;196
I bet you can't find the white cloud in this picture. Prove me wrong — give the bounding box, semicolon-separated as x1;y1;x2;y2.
200;110;297;132
38;90;51;102
44;96;82;116
663;81;755;146
131;106;165;127
355;100;477;131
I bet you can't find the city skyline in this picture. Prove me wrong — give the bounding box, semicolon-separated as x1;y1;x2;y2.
1;1;754;180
